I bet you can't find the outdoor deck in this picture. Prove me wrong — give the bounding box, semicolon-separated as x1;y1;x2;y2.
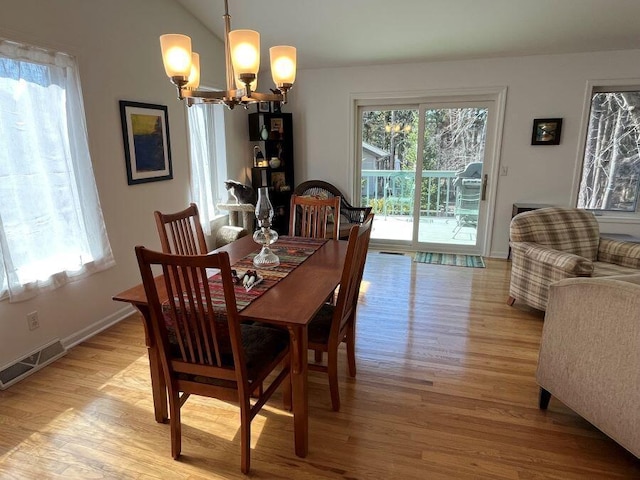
361;169;479;248
370;214;477;246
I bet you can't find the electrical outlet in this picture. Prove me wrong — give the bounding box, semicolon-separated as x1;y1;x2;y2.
500;165;509;176
27;311;39;331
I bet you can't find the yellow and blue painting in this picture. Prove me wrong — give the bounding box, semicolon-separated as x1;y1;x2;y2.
131;113;165;171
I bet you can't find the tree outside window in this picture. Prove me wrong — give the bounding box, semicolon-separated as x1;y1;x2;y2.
578;89;640;213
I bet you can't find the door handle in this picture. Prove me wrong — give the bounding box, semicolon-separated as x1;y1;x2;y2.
481;174;488;201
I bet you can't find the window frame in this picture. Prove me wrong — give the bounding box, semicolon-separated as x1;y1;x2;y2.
0;38;114;302
186;99;228;235
573;79;640;223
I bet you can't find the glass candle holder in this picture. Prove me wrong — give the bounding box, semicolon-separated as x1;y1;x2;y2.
252;187;280;268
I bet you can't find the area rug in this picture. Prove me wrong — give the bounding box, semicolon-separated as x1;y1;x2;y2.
414;252;485;268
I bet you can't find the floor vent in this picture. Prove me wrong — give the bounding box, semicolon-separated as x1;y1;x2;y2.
0;339;67;390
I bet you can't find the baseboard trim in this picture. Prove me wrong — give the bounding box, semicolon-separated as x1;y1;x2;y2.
63;305;136;350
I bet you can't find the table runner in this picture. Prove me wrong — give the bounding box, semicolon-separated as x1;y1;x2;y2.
161;236;327;341
213;236;327;312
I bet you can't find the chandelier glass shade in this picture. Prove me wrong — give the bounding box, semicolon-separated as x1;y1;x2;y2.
159;0;296;109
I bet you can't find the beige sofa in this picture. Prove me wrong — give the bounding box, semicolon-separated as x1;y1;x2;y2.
537;274;640;458
508;207;640;311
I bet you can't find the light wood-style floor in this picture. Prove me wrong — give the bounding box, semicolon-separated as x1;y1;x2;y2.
1;253;638;479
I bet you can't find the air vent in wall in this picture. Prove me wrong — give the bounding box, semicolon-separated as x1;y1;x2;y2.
0;339;66;390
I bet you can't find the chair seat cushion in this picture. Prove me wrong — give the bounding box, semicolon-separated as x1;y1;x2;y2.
177;323;289;384
592;261;640;278
308;304;334;345
240;323;289;378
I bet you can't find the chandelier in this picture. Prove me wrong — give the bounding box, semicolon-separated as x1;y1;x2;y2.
159;0;296;109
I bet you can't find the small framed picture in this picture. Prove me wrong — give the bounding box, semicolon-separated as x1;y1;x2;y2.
270;117;283;132
119;100;173;185
271;171;286;192
257;101;270;113
270;101;281;113
531;118;563;145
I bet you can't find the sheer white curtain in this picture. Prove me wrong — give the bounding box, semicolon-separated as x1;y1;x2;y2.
187;103;226;235
0;39;114;302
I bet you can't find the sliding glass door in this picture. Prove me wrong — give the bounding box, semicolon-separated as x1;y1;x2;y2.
415;102;489;249
358;94;499;255
361;107;418;242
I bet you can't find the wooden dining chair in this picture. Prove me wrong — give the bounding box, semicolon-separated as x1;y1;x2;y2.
154;203;208;254
294;180;372;239
307;213;374;411
135;246;291;474
289;194;341;240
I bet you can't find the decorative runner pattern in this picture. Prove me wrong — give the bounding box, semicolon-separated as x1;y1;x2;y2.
414;252;485;268
162;236;327;332
218;236;327;312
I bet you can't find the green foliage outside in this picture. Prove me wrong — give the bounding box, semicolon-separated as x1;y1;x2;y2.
361;107;488;215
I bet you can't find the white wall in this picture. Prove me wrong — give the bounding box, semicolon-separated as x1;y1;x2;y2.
287;51;640;257
0;0;248;369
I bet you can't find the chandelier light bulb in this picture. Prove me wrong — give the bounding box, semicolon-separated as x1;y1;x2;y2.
160;34;192;78
270;46;297;86
185;52;200;89
229;30;260;75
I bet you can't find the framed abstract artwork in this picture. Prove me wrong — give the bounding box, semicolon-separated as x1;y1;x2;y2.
119;100;173;184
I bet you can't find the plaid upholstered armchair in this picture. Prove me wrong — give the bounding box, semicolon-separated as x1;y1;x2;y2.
508;207;640;311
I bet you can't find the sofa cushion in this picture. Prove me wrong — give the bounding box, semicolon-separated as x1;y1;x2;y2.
592;261;640;278
598;238;640;269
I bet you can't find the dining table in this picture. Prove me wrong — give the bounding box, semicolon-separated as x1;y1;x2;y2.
112;234;348;458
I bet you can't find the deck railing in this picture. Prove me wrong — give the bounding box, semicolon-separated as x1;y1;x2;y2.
361;169;458;218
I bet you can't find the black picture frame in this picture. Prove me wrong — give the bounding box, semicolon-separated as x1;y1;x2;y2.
257;101;270;113
270;101;281;113
119;100;173;185
531;118;563;145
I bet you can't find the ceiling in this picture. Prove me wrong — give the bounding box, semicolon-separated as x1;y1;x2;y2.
175;0;640;70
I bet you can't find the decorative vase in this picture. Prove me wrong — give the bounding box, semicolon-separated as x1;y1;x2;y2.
260;124;269;140
269;157;281;169
252;187;280;268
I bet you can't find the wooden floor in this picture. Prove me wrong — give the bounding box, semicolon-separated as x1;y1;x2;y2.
1;253;638;479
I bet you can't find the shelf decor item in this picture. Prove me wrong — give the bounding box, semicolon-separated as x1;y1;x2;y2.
252;187;280;268
253;145;265;167
269;157;281;168
248;112;294;234
260;124;269;140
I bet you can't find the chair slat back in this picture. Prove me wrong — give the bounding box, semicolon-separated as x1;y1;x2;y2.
155;203;208;255
332;213;374;334
135;247;247;383
289;194;341;240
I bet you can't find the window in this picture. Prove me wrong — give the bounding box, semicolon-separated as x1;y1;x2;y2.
577;87;640;213
187;102;227;234
0;39;114;302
